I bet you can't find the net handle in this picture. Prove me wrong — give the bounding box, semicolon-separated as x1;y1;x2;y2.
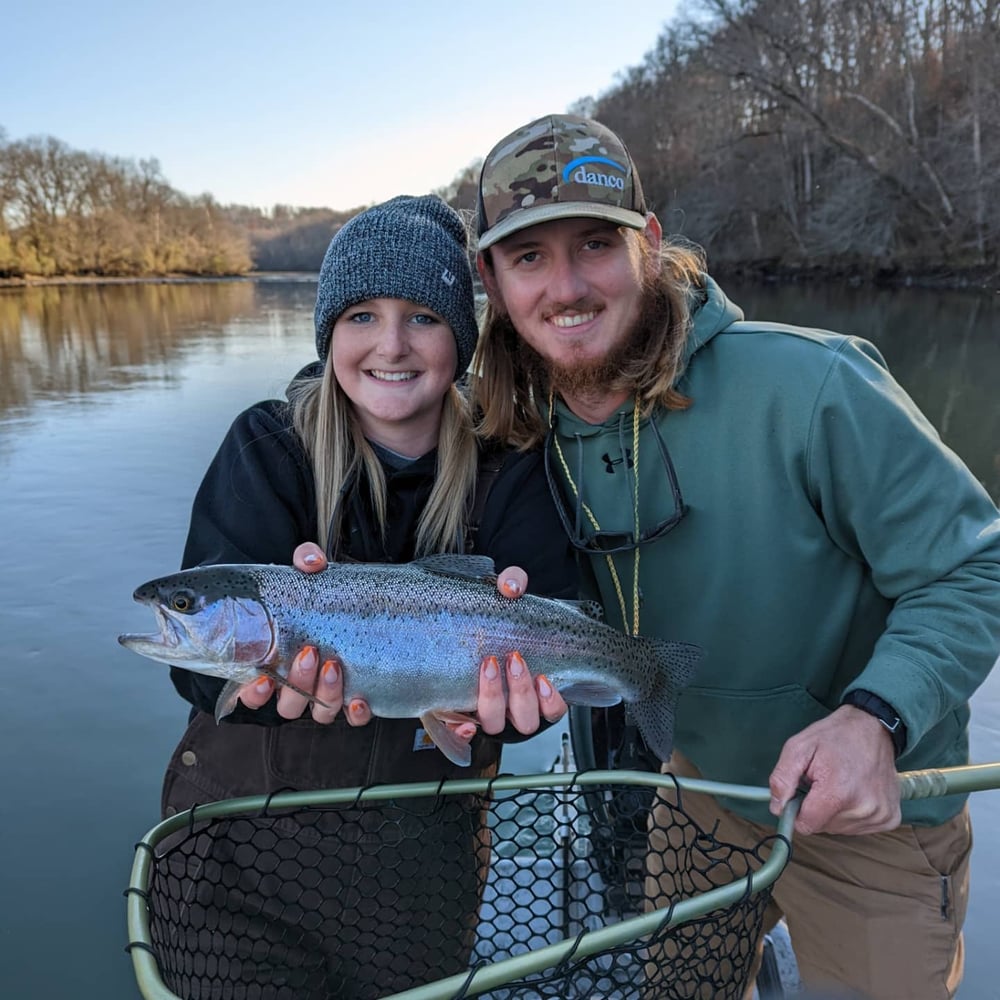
898;761;1000;800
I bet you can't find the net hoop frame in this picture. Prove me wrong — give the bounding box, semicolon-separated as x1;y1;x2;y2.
126;763;999;1000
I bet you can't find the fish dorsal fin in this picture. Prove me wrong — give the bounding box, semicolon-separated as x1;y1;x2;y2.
413;554;497;584
554;598;605;622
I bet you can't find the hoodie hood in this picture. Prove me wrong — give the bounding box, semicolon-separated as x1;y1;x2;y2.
287;360;324;399
683;273;744;365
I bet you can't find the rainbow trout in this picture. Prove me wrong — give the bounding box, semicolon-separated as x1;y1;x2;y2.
118;555;700;766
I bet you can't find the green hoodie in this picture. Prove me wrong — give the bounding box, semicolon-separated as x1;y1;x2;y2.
550;276;1000;826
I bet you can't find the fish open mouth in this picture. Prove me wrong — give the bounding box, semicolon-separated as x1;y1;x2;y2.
118;605;184;653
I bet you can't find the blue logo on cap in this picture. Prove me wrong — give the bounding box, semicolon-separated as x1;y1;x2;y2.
563;156;627;190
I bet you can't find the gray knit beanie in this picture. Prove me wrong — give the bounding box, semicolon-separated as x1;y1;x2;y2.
314;194;478;379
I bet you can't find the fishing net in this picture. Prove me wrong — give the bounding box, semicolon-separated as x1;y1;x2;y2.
128;774;787;1000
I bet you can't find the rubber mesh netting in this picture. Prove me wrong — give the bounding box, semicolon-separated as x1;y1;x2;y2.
140;779;779;1000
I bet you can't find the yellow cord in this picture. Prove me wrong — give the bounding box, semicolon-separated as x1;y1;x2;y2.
549;392;641;636
630;402;640;636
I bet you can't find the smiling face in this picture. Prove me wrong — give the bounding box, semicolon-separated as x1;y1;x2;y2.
330;297;457;456
479;216;662;420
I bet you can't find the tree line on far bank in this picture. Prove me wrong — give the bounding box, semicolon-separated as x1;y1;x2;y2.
0;131;368;280
441;0;998;284
0;135;252;278
2;0;996;284
588;0;999;283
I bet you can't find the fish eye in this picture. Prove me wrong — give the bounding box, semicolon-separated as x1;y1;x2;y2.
170;590;196;613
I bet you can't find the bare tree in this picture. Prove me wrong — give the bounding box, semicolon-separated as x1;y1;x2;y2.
576;0;997;276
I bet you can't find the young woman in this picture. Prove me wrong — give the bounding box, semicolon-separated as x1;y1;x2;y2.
159;195;576;999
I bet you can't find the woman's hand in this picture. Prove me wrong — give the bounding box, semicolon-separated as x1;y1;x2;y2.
475;650;567;736
464;565;568;741
237;542;372;725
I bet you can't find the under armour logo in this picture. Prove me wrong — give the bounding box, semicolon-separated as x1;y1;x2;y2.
602;449;634;474
441;269;456;286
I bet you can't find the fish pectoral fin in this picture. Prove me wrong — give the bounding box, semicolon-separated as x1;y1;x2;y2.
420;712;473;768
214;679;245;722
213;671;340;723
431;710;478;725
271;673;338;711
558;682;623;708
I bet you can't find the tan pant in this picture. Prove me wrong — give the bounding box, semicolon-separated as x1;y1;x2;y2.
649;752;971;1000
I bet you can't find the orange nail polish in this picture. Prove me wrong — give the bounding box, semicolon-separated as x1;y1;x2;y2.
509;651;526;679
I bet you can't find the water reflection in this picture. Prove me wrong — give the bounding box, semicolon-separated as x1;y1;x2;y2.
0;281;260;416
0;279;997;500
727;281;1000;501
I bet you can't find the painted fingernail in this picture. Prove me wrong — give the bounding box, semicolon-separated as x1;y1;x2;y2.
254;677;273;694
349;699;366;716
303;553;320;565
483;656;500;681
500;577;522;598
321;660;339;685
537;676;553;699
296;646;318;673
509;651;526;679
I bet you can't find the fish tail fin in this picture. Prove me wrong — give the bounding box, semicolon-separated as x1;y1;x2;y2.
627;640;701;763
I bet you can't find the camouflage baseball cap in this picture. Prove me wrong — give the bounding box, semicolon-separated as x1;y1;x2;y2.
477;114;648;250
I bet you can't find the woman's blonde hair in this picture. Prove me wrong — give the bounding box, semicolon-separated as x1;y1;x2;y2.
470;234;705;449
290;361;479;556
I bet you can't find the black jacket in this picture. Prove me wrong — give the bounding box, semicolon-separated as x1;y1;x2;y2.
163;397;577;794
156;403;579;997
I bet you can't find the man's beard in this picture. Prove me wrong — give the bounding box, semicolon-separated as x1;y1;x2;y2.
515;287;658;399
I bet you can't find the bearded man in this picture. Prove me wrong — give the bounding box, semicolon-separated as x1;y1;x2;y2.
470;113;1000;1000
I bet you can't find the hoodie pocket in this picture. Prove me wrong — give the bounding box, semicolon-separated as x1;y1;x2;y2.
674;683;831;788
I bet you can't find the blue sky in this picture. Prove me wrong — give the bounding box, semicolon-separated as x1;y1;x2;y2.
3;1;680;212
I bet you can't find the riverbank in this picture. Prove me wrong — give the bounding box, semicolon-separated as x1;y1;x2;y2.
3;263;998;292
713;259;999;291
0;273;252;288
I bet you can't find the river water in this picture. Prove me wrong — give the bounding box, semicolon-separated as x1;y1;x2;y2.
0;278;998;999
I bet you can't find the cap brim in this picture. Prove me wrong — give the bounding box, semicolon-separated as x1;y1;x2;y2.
478;203;648;251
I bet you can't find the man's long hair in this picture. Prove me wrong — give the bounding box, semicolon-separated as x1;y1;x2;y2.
289;363;478;555
470;234;705;449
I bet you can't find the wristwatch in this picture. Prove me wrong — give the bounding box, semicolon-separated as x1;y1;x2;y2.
841;689;907;758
